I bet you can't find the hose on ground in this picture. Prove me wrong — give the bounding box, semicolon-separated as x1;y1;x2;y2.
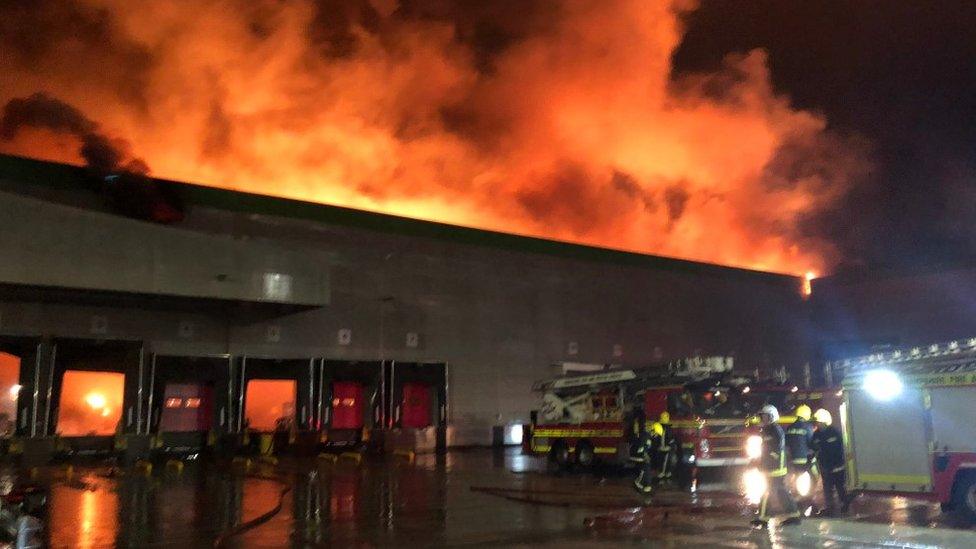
213;474;292;548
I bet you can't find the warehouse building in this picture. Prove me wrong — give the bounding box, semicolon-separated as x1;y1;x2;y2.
0;154;810;455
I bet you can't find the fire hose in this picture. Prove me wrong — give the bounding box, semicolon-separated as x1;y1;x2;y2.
213;473;292;548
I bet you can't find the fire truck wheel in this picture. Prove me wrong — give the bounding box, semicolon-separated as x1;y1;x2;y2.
958;475;976;523
550;441;571;470
576;441;595;469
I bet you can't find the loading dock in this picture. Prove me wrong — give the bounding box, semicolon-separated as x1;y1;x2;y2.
47;338;143;456
319;360;384;449
386;362;449;453
147;355;233;455
237;357;317;453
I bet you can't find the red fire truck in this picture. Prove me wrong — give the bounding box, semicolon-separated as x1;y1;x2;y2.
527;357;760;487
835;340;976;521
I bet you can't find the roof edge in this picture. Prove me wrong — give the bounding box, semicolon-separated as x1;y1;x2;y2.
0;153;799;285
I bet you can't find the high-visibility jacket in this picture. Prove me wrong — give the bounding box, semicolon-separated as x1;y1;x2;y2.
785;419;814;465
760;423;787;477
659;424;675;453
811;425;845;473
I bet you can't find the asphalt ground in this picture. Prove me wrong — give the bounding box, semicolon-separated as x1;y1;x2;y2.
2;448;975;548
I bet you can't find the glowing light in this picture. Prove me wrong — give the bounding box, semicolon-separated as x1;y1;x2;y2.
741;386;750;394
790;386;799;393
745;435;763;460
795;471;812;497
863;369;903;401
743;468;767;505
8;384;21;401
85;392;107;409
505;424;524;445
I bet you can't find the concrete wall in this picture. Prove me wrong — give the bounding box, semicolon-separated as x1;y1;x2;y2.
0;191;330;306
0;164;812;445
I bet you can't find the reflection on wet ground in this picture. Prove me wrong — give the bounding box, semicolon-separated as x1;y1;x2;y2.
2;448;976;547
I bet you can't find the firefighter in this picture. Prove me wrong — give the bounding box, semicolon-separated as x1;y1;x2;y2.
655;411;676;480
811;409;850;516
786;404;814;471
627;407;647;463
633;421;663;494
752;404;801;528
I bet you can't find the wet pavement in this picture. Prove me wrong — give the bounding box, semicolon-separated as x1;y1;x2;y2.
2;448;976;547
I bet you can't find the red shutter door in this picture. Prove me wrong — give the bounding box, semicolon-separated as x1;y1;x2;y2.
331;381;364;429
401;382;431;428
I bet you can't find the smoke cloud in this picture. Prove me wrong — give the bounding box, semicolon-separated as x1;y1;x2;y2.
0;0;869;274
1;92;147;175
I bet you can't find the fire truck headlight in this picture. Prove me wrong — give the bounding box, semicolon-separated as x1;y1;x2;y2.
745;435;763;460
863;369;903;401
743;468;766;505
795;471;812;497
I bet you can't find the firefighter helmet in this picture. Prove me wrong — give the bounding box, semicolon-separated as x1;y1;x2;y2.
795;404;812;421
659;411;671;425
650;421;664;437
759;404;779;423
813;408;833;426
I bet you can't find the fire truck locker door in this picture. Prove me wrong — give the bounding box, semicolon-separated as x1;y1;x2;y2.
644;389;668;419
401;382;431;429
929;387;976;452
847;388;932;492
331;381;364;430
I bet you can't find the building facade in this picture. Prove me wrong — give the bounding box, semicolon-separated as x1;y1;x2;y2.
0;155;811;447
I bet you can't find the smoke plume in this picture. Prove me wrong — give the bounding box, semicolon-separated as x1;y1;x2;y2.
1;92;147;175
0;0;870;274
1;92;183;223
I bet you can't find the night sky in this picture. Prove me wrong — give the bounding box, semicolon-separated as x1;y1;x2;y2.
675;1;976;270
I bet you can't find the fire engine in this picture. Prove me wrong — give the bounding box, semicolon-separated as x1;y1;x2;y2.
527;357;763;487
832;339;976;521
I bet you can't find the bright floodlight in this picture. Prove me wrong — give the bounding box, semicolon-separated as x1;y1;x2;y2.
863;369;903;401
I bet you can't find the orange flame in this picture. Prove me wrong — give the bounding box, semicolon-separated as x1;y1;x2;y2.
0;0;868;275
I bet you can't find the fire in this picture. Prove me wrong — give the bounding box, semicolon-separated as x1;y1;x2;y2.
85;392;107;410
59;371;125;436
0;0;868;275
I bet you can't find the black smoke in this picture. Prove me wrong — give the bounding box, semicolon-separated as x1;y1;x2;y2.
1;92;183;223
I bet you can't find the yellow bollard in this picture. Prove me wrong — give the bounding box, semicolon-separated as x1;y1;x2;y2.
165;460;184;475
258;434;274;456
232;456;251;472
318;453;337;463
135;460;153;476
339;451;363;464
393;449;416;463
257;455;278;465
